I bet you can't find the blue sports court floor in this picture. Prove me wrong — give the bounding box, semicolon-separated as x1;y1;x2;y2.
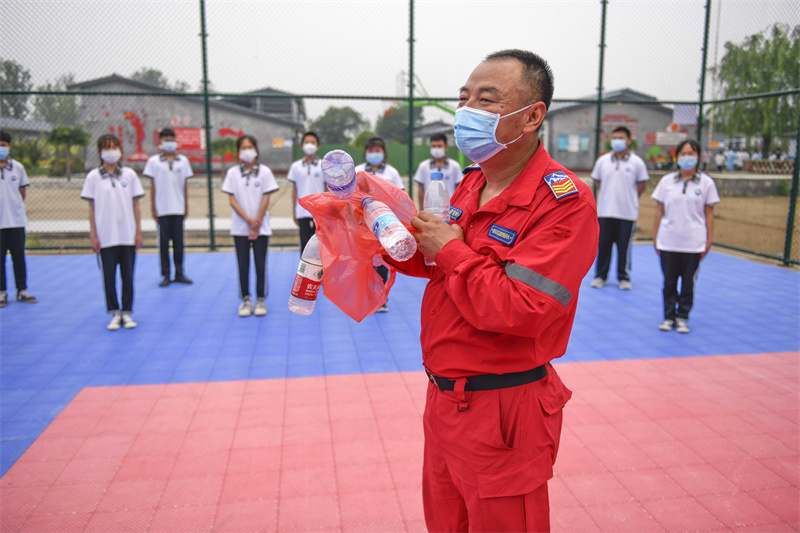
0;245;798;532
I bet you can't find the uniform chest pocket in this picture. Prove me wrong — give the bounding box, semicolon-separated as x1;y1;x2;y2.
553;224;572;238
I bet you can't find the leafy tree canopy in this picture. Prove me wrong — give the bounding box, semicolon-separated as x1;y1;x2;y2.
0;59;33;119
308;106;368;144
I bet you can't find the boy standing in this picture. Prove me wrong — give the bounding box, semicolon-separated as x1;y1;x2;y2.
413;133;462;208
143;128;194;286
0;130;37;307
287;131;325;252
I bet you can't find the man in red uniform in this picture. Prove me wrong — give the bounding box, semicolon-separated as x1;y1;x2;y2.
387;50;598;532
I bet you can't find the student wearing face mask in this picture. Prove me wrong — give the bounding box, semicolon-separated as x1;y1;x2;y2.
413;133;462;209
355;136;405;312
80;134;144;330
589;126;649;290
0;130;37;308
287;131;325;252
142;128;194;287
221;135;279;318
652;139;719;334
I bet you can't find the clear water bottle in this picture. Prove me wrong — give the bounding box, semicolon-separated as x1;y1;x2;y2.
321;149;356;199
423;171;451;266
288;234;323;315
361;197;417;262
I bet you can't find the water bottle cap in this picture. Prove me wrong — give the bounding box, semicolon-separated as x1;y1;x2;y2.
430;172;444;180
361;196;374;207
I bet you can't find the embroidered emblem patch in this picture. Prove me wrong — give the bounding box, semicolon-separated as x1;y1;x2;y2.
488;224;517;245
543;171;578;200
462;164;481;175
449;206;463;221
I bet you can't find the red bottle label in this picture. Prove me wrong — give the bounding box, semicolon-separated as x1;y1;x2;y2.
291;275;321;301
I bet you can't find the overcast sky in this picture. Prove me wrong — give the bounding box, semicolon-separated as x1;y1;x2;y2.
5;0;798;128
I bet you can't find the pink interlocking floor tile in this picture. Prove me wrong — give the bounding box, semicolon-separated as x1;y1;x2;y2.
636;439;706;468
642;496;725;531
277;494;341;532
665;464;740;496
333;440;388;466
551;506;602;533
32;482;106;516
17;436;84;463
592;443;658;472
748;486;800;523
171;449;230;478
213;500;278;533
18;512;92;533
228;445;283;473
95;479;167;512
712;459;793;491
336;462;395;494
232;426;284;449
113;453;175;482
53;457;120;486
83;509;155;533
695;492;781;529
614;469;687;501
148;504;216;533
126;431;186;458
159;475;224;508
561;472;635;506
339;490;406;532
279;466;338;498
584;501;667;532
758;455;800;485
220;470;281;503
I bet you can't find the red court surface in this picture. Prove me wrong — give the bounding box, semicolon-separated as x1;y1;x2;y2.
1;352;797;533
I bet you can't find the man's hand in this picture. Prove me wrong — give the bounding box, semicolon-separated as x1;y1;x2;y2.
135;231;143;250
411;211;464;260
151;208;158;220
90;233;101;254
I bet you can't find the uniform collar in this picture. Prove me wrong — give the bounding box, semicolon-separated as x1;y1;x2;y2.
428;158;450;169
611;151;630;162
159;153;178;162
674;171;700;183
99;165;122;179
1;158;13;172
301;157;319;167
240;163;259;177
366;162;386;173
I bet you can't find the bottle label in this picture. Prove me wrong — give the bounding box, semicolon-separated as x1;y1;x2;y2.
291;259;323;301
370;213;396;238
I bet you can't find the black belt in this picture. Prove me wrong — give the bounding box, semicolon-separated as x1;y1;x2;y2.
426;364;548;392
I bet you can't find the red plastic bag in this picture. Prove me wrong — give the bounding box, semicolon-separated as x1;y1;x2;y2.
298;171;418;322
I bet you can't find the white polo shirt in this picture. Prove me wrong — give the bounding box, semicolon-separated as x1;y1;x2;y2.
413;157;462;195
1;158;30;229
221;163;279;237
142;153;194;216
287;157;324;219
591;151;649;221
355;162;405;189
652;171;720;253
81;165;145;248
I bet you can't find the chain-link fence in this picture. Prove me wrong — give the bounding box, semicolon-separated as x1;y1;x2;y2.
2;0;798;264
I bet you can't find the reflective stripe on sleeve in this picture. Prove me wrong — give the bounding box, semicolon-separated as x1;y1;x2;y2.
505;263;572;307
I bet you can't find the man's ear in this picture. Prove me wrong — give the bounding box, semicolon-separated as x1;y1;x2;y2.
524;101;547;134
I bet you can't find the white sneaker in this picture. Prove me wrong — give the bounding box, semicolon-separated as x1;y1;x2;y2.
107;312;123;331
618;279;632;290
675;318;690;334
590;277;606;288
16;290;37;303
658;319;674;332
254;298;267;316
238;298;252;317
121;313;137;329
0;291;7;308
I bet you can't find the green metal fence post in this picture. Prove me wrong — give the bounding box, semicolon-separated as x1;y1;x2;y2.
593;0;608;196
200;0;216;250
697;0;711;146
783;106;800;265
407;0;415;198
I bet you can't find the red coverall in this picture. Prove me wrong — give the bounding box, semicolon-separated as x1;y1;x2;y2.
389;144;598;532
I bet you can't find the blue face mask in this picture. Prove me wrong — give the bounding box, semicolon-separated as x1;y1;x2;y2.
610;138;627;153
365;152;384;166
161;141;177;153
677;155;698;171
453;103;533;163
0;146;9;160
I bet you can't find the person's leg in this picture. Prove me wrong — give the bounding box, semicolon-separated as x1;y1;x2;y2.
298;217;315;253
5;228;27;292
677;253;702;320
119;245;135;312
253;235;269;299
375;265;389;284
615;219;635;282
172;215;186;277
233;236;250;298
660;251;679;321
594;218;615;281
0;228;10;293
100;246;121;312
158;215;172;278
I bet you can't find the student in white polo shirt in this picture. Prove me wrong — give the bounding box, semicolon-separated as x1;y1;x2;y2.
590;126;649;290
287;131;325;252
354;136;404;313
413;133;462;208
0;130;37;307
81;134;144;330
221;135;279;318
142;128;194;287
652;139;720;334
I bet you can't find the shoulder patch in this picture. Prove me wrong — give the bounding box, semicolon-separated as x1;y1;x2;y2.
543;171;579;201
462;164;481;175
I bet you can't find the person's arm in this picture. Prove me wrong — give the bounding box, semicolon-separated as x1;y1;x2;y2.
184;180;189;218
133;198;142;250
292;183;298;225
702;205;714;260
417;186;425;210
229;195;254;226
20;186;26;201
150;180;158;219
88;200;100;253
653;201;664;256
255;192;270;227
637;181;647;197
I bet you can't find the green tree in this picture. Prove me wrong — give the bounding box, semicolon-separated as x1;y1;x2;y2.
375;105;423;145
0;59;33;119
309;107;368;144
32;74;81;126
131;67;189;92
211;137;237;171
714;24;800;156
48;126;90;179
351;130;376;150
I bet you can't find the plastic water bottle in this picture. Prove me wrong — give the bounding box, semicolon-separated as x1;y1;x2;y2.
321;149;356;199
288;234;323;315
423;171;451;266
361;197;417;262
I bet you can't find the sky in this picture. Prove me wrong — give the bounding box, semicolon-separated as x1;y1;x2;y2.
4;0;799;128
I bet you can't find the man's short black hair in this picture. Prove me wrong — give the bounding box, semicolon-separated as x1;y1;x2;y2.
302;131;320;145
612;126;631;139
364;136;387;154
485;49;554;110
430;133;447;145
0;130;11;144
159;128;176;139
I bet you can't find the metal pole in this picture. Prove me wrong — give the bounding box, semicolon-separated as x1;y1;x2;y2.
407;0;415;200
593;0;607;195
200;0;216;250
783;106;800;265
697;0;712;146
